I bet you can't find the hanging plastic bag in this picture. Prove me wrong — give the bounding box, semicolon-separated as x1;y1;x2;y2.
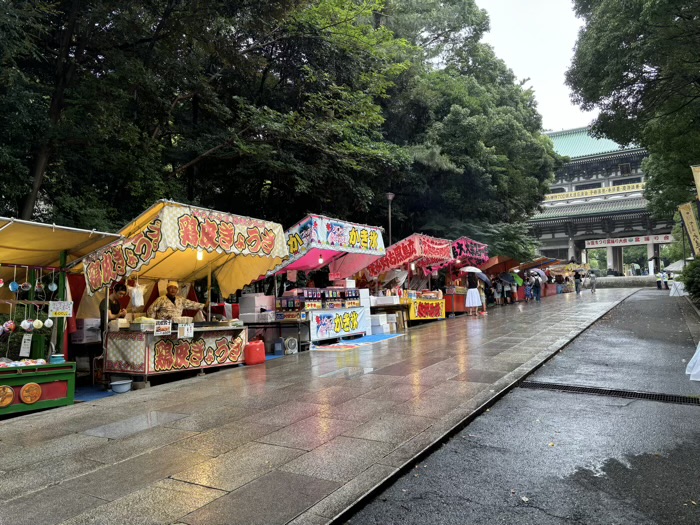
129;284;146;308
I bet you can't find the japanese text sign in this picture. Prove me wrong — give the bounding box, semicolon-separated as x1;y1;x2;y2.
284;216;385;258
367;234;452;277
584;235;672;248
311;306;367;341
679;202;700;257
83;204;286;295
48;301;74;318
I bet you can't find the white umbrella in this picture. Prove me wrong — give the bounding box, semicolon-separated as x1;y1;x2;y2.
459;266;482;273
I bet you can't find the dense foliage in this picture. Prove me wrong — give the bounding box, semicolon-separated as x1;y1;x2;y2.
1;0;558;259
567;0;700;218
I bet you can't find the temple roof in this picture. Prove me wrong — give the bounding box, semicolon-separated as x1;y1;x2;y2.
530;197;648;222
546;127;644;160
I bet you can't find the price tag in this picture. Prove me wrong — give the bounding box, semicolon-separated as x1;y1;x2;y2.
48;301;73;318
177;323;194;339
19;334;33;357
154;320;172;336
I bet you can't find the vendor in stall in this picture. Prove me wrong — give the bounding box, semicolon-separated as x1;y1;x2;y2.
100;283;128;333
147;281;207;320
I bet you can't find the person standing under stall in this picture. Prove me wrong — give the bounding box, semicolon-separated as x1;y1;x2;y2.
493;278;503;306
477;278;488;316
574;271;582;295
532;273;542;302
147;281;208;320
524;274;533;303
100;283;128;334
465;273;482;316
502;279;512;304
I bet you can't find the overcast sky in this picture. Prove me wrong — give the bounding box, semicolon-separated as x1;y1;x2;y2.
474;0;596;132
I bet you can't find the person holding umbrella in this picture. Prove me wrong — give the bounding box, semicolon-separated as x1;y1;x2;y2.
465;272;482;316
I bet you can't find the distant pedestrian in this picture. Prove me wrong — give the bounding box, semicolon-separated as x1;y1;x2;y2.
478;279;488;315
662;271;669;290
589;272;597;294
656;271;662;289
493;279;503;305
574;272;582;295
524;275;533;303
502;281;512;304
465;273;482;316
532;273;542;302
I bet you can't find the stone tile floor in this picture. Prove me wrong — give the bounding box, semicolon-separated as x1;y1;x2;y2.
0;289;636;525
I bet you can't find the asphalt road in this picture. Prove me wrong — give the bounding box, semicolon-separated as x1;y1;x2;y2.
347;290;700;525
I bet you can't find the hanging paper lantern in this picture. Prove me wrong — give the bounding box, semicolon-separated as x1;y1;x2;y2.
33;319;43;330
44;319;54;329
3;320;16;333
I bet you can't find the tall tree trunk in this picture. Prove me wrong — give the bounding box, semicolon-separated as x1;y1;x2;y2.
20;0;81;219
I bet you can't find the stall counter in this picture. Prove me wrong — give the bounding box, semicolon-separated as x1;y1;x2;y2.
445;286;467;314
401;297;446;321
105;325;246;380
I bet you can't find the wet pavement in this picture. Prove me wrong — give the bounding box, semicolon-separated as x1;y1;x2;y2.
0;289;634;525
350;289;700;525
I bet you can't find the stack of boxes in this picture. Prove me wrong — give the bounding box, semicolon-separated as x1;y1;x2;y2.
238;293;276;323
370;313;396;334
359;289;372;336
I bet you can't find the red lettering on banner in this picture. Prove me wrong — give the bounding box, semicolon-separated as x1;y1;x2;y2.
246;227;262;253
101;253;117;286
234;232;246;251
229;337;243;361
214;338;230;363
86;261;103;292
189;340;205;367
123;247;139;268
219;222;235;251
199;219;218;250
260;228;276;255
173;341;190;369
154;340;175;372
112;246;127;275
178;215;200;248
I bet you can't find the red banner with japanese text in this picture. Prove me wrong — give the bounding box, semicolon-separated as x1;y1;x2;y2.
367;234;452;277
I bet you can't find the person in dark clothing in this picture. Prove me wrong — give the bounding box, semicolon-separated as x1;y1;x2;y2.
100;283;127;333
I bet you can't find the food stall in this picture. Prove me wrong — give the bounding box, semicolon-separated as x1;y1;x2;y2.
0;217;120;415
437;237;489;314
367;234;453;322
514;257;563;297
266;215;385;344
74;201;287;382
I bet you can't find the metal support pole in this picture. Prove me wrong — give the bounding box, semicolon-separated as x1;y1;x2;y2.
57;251;67;357
207;263;212;322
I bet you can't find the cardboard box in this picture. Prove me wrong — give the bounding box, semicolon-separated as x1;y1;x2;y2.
375;324;390;334
71;318;101;344
371;314;387;326
240;312;275;323
239;294;275;314
332;279;356;288
359;289;370;299
374;296;400;306
388;322;397;333
386;314;397;323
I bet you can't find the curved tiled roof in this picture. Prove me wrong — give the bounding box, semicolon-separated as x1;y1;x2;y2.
530;197;648;222
546;127;643;160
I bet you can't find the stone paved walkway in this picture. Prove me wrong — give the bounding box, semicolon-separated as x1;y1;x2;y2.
0;288;636;525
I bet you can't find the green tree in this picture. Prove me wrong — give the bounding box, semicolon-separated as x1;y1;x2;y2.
566;0;700;217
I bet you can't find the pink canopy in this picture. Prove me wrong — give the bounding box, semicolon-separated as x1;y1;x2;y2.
434;236;489;271
269;215;385;279
366;234;453;277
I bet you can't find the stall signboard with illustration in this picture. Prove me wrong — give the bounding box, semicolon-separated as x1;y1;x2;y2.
311;307;367;341
408;299;446;320
269;215;385;279
285;216;384;258
367;234;452;277
81;202;287;296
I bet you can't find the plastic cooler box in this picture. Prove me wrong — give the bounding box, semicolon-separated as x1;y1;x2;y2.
244;340;266;365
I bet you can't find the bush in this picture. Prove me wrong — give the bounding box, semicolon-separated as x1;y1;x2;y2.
680;259;700;303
